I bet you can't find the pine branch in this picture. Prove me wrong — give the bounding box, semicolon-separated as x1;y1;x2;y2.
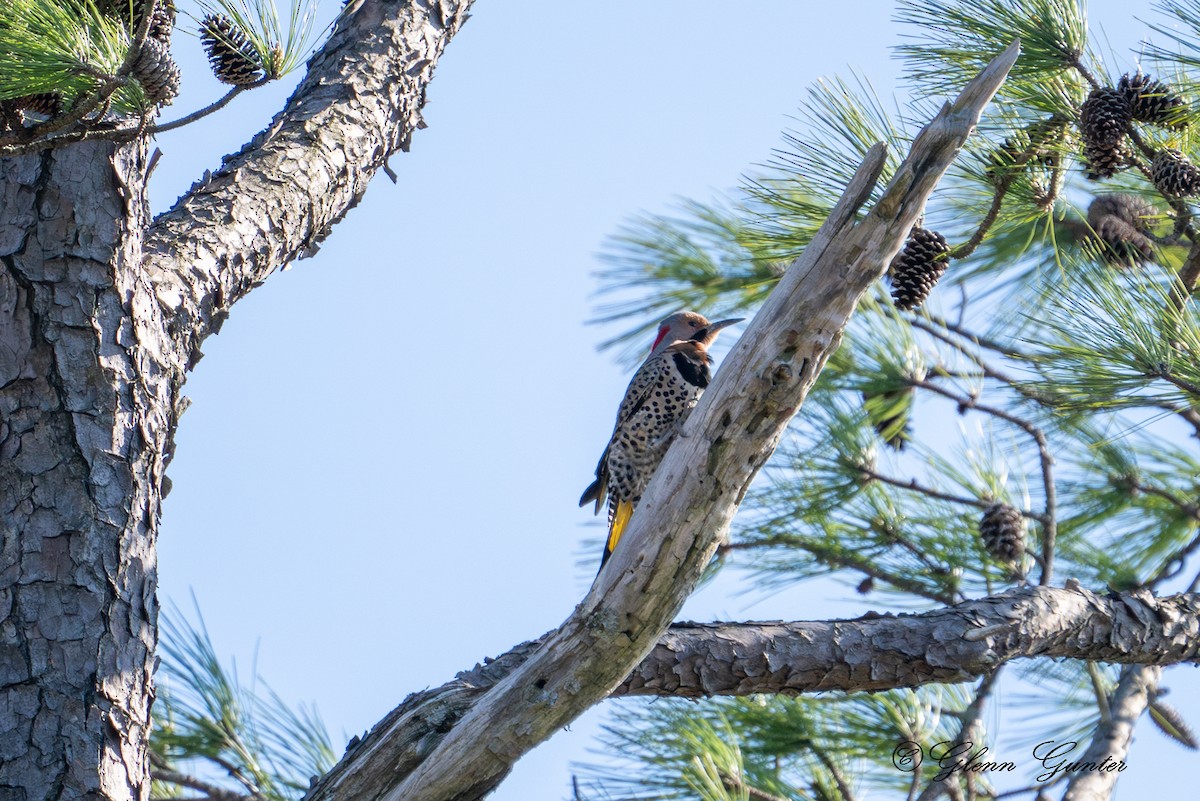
953;126;1061;260
143;0;474;363
150;80;272;135
911;378;1058;584
1171;239;1200;311
855;462;1017;515
719;771;793;801
618;587;1199;698
914;670;1002;801
0;111;149;157
718;538;959;605
0;0;155;153
810;744;857;801
919;316;1032;360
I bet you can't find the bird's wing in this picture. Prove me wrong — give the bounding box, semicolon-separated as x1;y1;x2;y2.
614;354;667;425
579;355;666;511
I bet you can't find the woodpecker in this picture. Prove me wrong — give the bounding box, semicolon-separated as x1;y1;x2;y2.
581;311;742;571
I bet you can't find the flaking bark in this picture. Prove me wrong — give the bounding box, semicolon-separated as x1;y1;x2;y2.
0;2;473;800
1;141;163;801
619;587;1199;696
144;0;473;362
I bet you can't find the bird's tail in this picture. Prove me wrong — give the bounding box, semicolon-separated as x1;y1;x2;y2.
599;500;634;572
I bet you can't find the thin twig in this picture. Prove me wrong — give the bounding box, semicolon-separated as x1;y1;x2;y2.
720;771;792;801
953;129;1061;261
150;769;253;801
1155;364;1200;398
0;121;147;158
151;81;271;135
1171;240;1200;311
810;743;857;801
1086;661;1112;726
919;312;1200;438
856;463;1038;519
718;538;958;605
912;379;1057;585
1155;402;1200;439
917;316;1032;360
1121;476;1200;521
1069;56;1102;90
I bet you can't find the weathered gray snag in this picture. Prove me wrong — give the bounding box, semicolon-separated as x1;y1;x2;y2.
0;2;472;800
305;40;1023;801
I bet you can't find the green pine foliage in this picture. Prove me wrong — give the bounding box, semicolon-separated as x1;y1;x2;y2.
151;606;336;801
0;0;146;112
188;0;323;80
579;1;1200;798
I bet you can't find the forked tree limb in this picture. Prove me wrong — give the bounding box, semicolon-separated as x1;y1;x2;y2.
304;41;1022;801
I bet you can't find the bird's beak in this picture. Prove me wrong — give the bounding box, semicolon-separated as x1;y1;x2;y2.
707;318;744;334
691;317;744;344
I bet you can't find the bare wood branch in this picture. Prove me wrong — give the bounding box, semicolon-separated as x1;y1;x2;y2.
303;40;1023;801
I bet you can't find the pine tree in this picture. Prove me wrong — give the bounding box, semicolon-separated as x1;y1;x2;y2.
6;1;1200;801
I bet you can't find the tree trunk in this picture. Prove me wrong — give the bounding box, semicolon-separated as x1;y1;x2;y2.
0;1;472;798
0;141;176;801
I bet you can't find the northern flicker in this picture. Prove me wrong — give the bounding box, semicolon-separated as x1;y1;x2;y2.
581;311;742;571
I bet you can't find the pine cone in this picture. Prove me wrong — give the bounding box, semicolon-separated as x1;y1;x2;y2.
1152;149;1200;198
1082;139;1128;180
146;0;176;43
133;37;180;106
1086;194;1158;267
1119;72;1187;129
11;93;63;118
1080;87;1132;148
200;15;264;86
889;227;951;311
979;502;1026;566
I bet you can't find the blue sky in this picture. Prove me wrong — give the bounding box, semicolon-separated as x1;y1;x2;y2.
153;1;1198;798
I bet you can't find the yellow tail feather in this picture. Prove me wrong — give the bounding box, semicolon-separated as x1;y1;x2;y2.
602;500;634;569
